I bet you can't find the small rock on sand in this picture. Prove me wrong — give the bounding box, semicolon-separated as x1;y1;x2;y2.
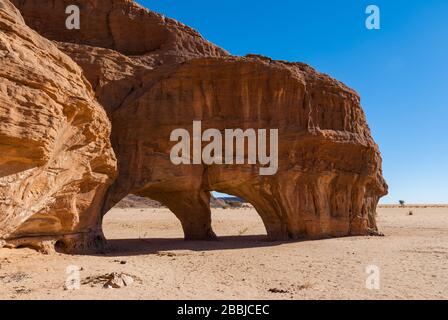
82;272;136;289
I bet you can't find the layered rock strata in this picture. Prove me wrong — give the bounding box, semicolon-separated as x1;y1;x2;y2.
3;0;387;247
0;0;117;252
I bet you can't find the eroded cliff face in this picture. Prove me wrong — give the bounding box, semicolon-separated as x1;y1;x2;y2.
11;0;229;114
11;0;228;58
103;56;388;240
5;0;387;246
0;0;117;252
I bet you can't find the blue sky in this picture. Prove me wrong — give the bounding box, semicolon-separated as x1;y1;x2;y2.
138;0;448;204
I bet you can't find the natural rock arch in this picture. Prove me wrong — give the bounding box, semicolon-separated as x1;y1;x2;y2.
1;0;388;253
95;55;387;242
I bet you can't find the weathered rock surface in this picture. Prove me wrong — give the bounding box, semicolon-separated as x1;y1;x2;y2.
103;56;388;240
0;0;117;252
7;0;387;245
12;0;228;115
11;0;227;59
115;194;164;209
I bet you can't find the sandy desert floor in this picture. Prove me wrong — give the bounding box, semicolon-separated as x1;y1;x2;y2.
0;207;447;300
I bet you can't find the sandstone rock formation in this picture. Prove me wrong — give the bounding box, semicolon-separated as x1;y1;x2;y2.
103;55;388;240
115;194;164;209
0;0;117;252
4;0;387;249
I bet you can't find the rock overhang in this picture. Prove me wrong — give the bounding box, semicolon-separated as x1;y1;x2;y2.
1;0;387;252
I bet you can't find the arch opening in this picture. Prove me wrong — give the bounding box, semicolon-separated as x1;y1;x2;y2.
102;194;184;242
101;191;268;244
210;191;267;239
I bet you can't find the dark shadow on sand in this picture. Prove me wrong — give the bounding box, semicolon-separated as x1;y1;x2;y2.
96;235;288;257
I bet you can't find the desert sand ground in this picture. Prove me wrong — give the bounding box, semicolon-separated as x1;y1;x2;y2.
0;207;447;300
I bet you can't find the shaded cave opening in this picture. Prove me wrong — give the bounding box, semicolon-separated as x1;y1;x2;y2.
101;191;268;248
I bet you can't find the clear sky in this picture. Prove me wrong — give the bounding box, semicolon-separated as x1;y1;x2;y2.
137;0;448;204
